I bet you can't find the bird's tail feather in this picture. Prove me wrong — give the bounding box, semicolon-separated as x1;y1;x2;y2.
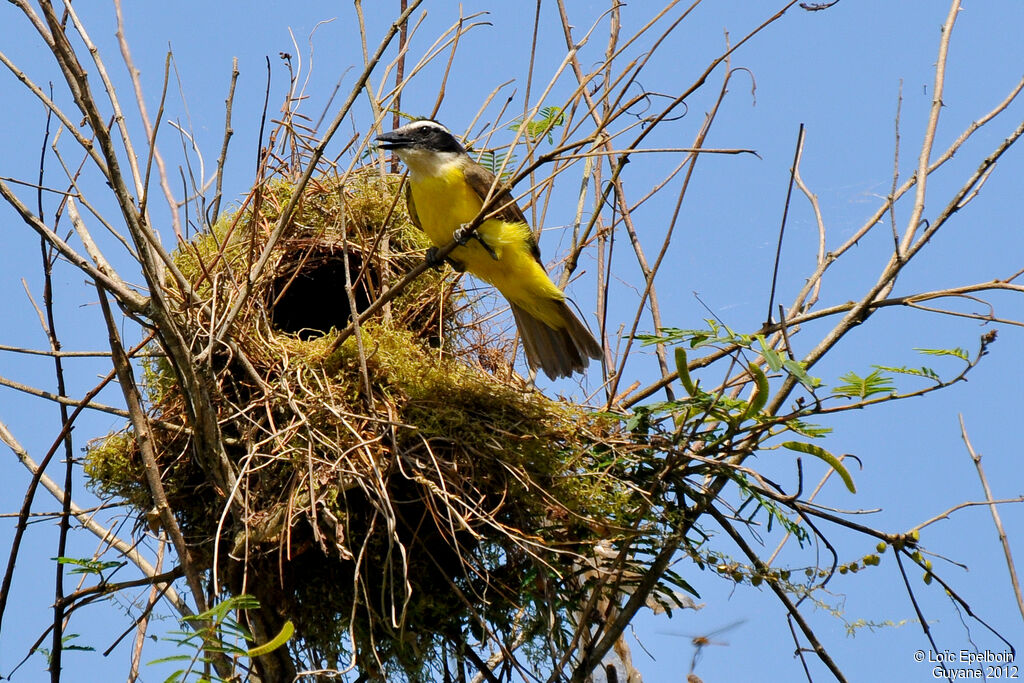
510;301;602;379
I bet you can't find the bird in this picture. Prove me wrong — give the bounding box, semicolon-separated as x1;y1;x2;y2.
376;119;602;379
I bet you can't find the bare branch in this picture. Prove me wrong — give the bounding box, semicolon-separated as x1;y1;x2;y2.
0;420;185;614
959;415;1024;623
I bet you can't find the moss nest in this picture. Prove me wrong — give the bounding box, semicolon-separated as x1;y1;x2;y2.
84;171;637;680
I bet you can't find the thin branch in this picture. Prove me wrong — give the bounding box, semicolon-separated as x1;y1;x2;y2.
959;414;1024;623
0;45;111;176
210;57;239;227
911;497;1024;532
96;286;233;678
113;0;182;239
0;373;131;419
708;506;847;682
899;0;960;259
0;420;186;617
766;124;804;325
212;0;424;344
0;178;147;312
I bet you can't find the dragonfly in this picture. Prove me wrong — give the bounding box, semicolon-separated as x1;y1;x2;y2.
660;619;746;674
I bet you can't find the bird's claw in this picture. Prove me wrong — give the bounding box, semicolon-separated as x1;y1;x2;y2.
479;240;499;261
453;223;474;246
455;223;499;261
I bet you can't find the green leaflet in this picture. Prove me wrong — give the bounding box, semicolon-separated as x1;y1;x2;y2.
246;620;295;658
781;441;856;493
742;363;769;420
873;364;940;381
915;347;969;361
756;334;785;372
675;347;696;395
53;556;122;575
782;358;820;389
508;106;565;143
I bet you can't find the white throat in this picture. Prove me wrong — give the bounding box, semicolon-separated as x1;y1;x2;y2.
395;148;463;179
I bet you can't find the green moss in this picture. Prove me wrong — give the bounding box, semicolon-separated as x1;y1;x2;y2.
83;431;150;510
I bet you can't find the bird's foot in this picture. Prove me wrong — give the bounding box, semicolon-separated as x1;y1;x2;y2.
424;247;444;270
424;246;466;272
455;222;499;261
453;223;474;246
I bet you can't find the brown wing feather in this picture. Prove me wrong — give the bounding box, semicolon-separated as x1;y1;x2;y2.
462;161;541;261
404;181;422;231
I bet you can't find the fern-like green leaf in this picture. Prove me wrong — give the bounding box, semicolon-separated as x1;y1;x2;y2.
873;364;940;381
476;149;516;179
639;323;756;350
509;106;566;143
915;347;969;361
785;418;832;438
831;369;895;399
637;327;712;346
53;557;121;575
734;474;810;543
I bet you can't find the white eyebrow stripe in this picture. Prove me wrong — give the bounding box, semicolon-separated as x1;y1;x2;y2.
400;119;450;135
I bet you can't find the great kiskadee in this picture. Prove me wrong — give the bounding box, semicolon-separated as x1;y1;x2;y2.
376;119;602;379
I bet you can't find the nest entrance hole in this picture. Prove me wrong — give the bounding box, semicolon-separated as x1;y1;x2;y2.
270;246;374;339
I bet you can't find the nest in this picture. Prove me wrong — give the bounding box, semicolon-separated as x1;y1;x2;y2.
84;171;639;680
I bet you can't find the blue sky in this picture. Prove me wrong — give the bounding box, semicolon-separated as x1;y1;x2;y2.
1;1;1023;681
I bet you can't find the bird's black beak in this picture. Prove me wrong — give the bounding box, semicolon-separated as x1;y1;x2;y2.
375;130;411;150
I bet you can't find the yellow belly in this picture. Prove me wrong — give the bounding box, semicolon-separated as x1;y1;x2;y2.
409;170;568;329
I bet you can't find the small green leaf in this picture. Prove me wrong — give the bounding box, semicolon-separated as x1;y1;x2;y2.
633;333;664;345
186;594;260;624
53;557;121;575
782;359;821;389
625;408;649;432
782;441;856;493
147;655;193;666
756;336;785;372
668;576;701;600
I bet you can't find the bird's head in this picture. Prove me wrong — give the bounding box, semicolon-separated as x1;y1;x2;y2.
376;119;465;175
